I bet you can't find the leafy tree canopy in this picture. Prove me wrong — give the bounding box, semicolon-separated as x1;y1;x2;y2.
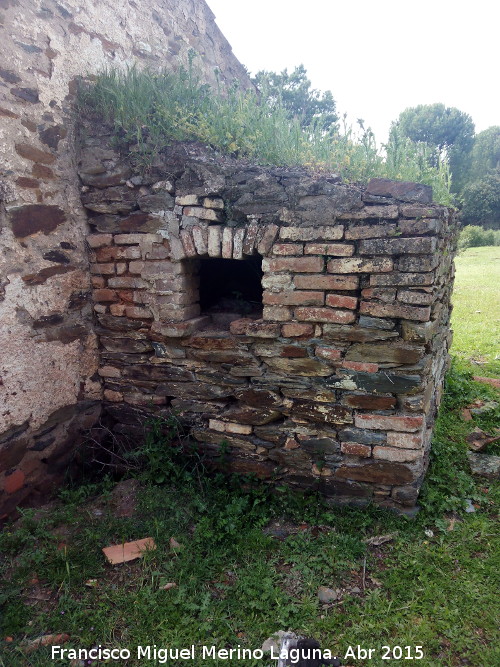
460;169;500;229
470;126;500;181
392;103;475;154
252;64;338;133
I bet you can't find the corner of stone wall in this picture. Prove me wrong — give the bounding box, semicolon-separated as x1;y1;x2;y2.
79;132;459;512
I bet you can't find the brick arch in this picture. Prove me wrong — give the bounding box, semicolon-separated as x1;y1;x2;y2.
168;219;279;262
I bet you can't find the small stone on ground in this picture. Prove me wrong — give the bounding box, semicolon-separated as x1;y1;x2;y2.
467;452;500;480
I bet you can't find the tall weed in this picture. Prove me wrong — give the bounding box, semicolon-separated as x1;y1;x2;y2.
78;63;453;204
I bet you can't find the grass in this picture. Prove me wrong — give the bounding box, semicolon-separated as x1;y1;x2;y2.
1;360;499;665
1;248;499;667
451;246;500;376
77;63;453;205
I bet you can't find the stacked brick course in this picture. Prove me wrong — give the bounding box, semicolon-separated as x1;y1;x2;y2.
81;135;458;510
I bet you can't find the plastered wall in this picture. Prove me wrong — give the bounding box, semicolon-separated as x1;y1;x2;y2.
0;0;250;516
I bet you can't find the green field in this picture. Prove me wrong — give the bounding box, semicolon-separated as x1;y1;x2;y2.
451;246;500;375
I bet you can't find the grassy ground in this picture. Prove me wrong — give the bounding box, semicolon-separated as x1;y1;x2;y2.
451;246;500;375
1;250;499;667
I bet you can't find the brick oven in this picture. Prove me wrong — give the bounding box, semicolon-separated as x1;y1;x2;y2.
81;136;458;510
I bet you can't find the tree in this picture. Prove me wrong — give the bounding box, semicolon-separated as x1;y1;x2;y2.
460;169;500;229
390;103;475;192
252;65;338;133
459;127;500;228
469;126;500;181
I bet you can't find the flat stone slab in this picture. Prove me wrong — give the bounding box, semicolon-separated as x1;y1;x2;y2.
467;452;500;480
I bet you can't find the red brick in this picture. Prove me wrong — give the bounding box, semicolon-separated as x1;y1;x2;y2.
327;257;393;273
180;229;197;257
294;274;359;290
229;319;280;337
90;263;115;275
128;260;145;274
203;197;224;209
361;287;397;302
183;206;222;222
108;277;148;289
114;233;162;245
207;226;222;257
91;276;106;288
397;290;434;306
221;228;233;258
279;225;344;241
263;290;324;306
315;346;342;361
354;414;424;432
386;431;424;449
360;301;431;322
263;306;292;321
262;256;324;273
151;316;211;338
345;224;396;240
341;443;371;458
147;244;170;260
245;321;281;338
373;446;421;462
342;361;378;372
337;205;399;220
358;237;437;255
4;469;25;494
280;345;308;358
93;289;118;303
87;234;113;248
243;222;260;255
176;194;199;206
281;323;314;338
233;228;246;260
342;394;396;410
125;307;152;319
109;304;126;316
272;243;303;255
370;272;435;287
398;218;442;235
157;304;200;321
304;243;354;256
95;246;120;262
117;290;135;303
95;245;141;262
326;294;358;309
230;318;253;335
257;224;279;255
295;307;355;324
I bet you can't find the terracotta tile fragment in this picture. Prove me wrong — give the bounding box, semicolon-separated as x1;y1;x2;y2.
102;537;156;565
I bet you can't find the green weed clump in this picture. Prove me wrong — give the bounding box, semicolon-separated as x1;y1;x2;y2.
1;361;499;666
458;225;500;250
77;61;453;205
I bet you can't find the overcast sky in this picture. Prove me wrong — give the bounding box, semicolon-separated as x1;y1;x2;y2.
207;0;499;146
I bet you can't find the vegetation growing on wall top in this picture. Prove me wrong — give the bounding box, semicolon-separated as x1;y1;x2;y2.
78;63;453;204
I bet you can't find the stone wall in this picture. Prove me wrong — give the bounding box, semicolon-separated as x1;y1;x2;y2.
80;134;458;511
0;0;251;517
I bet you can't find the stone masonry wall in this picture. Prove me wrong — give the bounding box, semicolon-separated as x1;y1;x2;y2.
0;0;251;517
81;134;458;511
